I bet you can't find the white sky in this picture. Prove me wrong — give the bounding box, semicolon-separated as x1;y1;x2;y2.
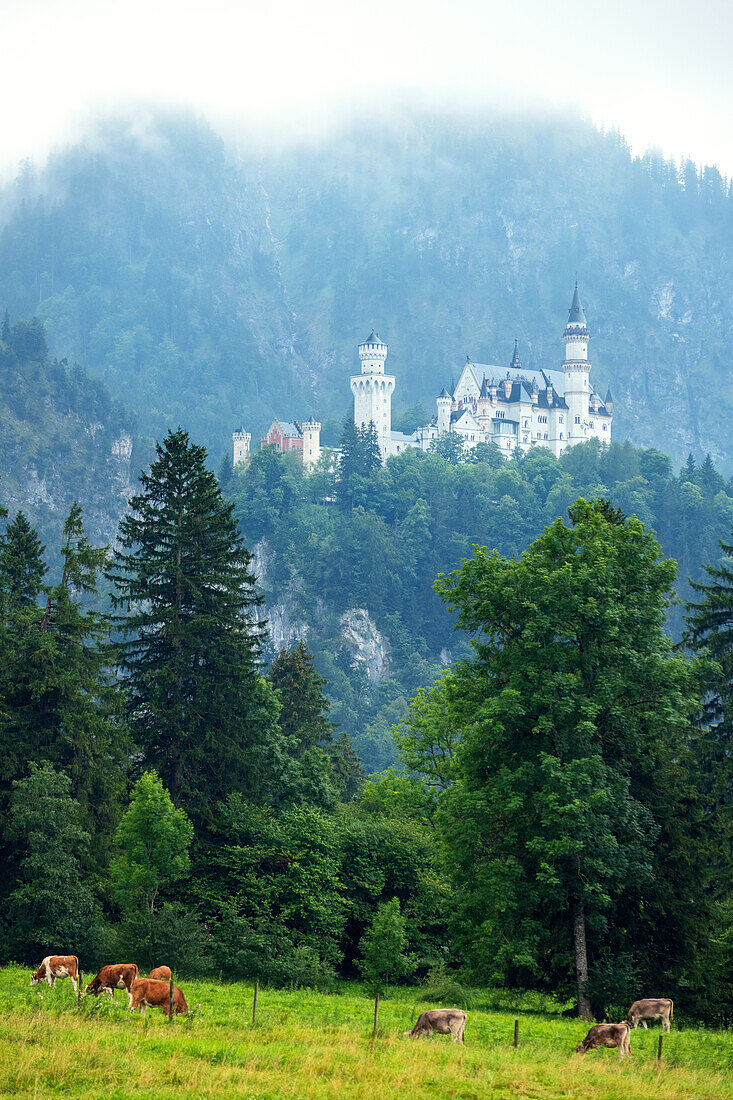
2;0;732;174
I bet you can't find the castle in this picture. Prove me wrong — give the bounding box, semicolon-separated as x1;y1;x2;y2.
233;285;612;467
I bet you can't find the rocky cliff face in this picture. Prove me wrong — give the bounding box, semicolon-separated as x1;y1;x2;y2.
339;608;391;683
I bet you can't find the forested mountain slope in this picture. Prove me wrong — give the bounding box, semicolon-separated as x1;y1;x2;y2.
0;111;732;467
226;439;733;772
0;315;139;558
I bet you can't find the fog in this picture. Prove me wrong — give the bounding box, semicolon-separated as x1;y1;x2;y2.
2;0;732;173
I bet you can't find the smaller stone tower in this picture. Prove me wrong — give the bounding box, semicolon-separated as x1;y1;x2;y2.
562;283;591;445
301;417;321;471
233;427;251;467
436;387;452;433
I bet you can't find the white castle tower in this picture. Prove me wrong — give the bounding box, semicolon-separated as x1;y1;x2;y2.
562;283;591;445
301;417;321;470
351;332;394;457
233;427;251;466
436;387;452;433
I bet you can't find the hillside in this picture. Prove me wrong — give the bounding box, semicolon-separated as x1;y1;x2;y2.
226;439;733;773
0;111;731;467
0;315;139;557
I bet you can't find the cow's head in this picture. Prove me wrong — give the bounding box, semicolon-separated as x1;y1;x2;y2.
574;1040;589;1054
85;979;101;996
407;1026;427;1039
30;970;41;986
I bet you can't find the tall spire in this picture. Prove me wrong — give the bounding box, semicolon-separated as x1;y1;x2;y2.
510;338;522;369
566;282;588;330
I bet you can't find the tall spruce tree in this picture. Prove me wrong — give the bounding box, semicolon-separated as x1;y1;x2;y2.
5;763;102;963
0;504;125;873
0;511;47;608
435;499;705;1017
684;532;733;877
108;428;282;825
268;640;335;756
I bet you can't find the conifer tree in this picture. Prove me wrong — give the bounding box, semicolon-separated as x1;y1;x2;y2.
5;763;101;963
337;417;363;509
108;428;282;825
268;640;334;756
0;511;47;608
685;532;733;876
0;503;125;868
360;422;383;473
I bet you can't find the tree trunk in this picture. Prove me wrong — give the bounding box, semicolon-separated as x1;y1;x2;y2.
572;893;592;1020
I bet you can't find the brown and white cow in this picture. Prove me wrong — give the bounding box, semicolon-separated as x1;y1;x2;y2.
406;1008;466;1043
31;955;79;992
85;964;140;1007
575;1022;631;1059
627;997;673;1031
147;965;172;982
129;977;189;1016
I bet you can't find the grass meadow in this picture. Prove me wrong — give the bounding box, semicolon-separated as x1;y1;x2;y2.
1;965;732;1099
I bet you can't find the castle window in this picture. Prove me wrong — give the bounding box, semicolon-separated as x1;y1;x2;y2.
603;424;607;431
574;416;581;424
559;416;564;424
589;421;594;429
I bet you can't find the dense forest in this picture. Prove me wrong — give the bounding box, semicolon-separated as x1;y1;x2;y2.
0;110;732;468
0;312;140;562
1;426;732;1028
225;431;733;771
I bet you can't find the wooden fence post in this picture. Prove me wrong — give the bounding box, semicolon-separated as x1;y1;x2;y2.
252;981;258;1026
657;1034;663;1064
372;991;379;1038
168;977;174;1022
78;971;83;1009
513;1019;519;1048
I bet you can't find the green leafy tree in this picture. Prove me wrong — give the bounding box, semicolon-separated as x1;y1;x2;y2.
394;671;462;793
111;770;193;916
358;897;416;993
4;763;102;963
110;771;200;972
429;431;465;465
108;428;283;826
435;498;705;1016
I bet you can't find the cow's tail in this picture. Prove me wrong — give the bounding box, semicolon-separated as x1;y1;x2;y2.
669;1000;673;1021
133;963;139;979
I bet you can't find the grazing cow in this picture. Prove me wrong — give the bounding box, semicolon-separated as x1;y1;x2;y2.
627;997;673;1031
30;955;79;992
85;964;140;1007
147;965;172;982
575;1022;631;1059
406;1009;466;1043
130;977;189;1017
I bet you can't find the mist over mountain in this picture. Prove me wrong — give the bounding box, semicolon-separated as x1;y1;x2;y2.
0;109;731;468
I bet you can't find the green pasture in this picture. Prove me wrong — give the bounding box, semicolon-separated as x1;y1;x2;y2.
0;966;731;1099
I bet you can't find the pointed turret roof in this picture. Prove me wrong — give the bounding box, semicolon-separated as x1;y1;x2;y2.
565;283;588;328
605;386;613;404
438;387;451;399
510;338;522;369
362;331;386;346
479;375;490;398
